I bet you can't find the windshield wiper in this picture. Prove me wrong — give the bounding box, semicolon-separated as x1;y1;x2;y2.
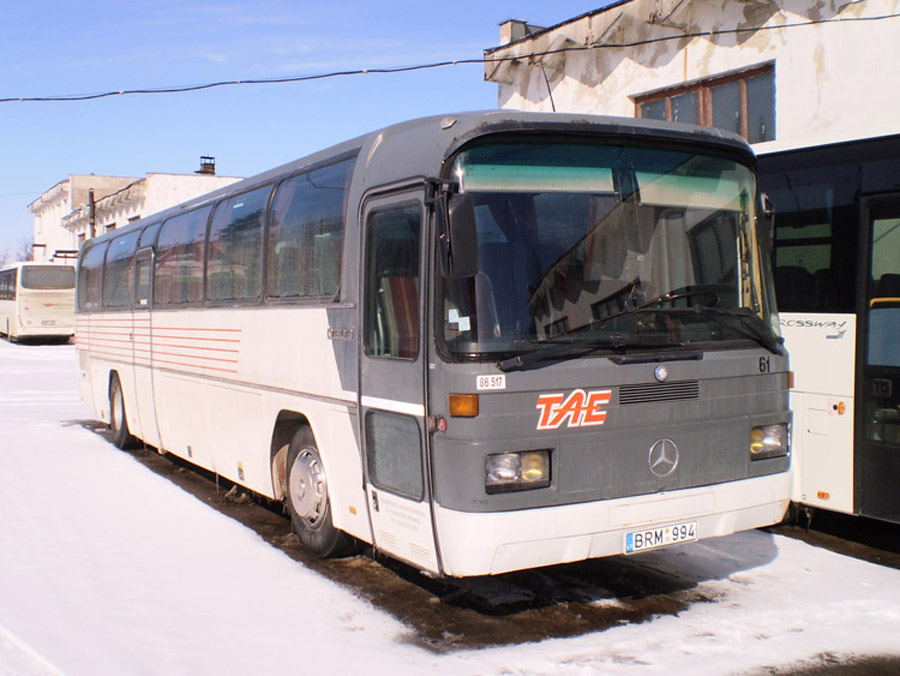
497;336;629;372
495;288;782;372
621;287;785;355
681;306;785;355
495;290;696;373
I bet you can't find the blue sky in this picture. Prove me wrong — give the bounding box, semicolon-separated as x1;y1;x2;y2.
0;1;609;256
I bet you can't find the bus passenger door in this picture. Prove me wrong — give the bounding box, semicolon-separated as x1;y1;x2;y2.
132;248;161;449
358;193;440;574
859;196;900;522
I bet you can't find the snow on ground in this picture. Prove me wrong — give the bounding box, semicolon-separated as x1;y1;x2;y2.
1;341;898;676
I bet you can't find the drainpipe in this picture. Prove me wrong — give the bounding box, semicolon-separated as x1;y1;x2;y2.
88;188;96;239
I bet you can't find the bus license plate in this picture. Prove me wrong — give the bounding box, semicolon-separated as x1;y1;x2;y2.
624;521;697;554
42;320;56;326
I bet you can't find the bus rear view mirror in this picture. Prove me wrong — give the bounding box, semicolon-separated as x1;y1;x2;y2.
442;193;478;279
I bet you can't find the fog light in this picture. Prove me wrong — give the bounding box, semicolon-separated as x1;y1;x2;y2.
750;423;789;460
485;450;550;493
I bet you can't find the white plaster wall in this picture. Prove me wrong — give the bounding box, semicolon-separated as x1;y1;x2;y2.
31;191;77;263
53;173;242;243
491;0;900;144
142;174;241;217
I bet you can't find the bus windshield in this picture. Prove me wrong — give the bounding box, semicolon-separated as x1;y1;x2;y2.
20;265;76;290
441;141;777;359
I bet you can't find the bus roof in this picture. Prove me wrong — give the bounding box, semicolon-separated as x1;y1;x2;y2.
82;110;755;249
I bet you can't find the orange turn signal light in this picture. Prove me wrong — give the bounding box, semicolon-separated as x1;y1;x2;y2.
449;393;479;418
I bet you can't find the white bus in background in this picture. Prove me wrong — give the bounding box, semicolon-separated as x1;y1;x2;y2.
759;128;900;525
0;262;76;342
75;111;792;578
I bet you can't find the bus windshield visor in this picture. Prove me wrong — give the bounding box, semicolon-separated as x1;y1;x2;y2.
21;265;76;290
441;141;777;359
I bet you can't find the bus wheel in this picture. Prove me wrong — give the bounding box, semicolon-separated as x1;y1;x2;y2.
286;428;357;558
109;375;138;450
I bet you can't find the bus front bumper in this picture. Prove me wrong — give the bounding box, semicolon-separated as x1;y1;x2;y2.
432;472;791;577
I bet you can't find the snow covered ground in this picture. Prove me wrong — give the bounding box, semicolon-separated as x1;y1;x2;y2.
1;340;898;676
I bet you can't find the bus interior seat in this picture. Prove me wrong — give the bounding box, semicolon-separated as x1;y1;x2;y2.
373;215;419;358
813;268;838;309
876;273;900;298
774;265;816;310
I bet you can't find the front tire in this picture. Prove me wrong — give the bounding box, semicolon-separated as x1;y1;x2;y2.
285;427;357;557
109;375;139;449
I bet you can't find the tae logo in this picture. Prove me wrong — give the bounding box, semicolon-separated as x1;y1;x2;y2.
535;389;612;430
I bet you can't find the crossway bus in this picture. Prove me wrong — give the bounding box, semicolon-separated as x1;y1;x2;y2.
0;262;76;342
75;111;791;577
759;128;900;525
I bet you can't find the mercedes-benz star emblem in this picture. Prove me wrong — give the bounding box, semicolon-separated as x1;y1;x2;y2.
648;438;679;477
654;364;669;382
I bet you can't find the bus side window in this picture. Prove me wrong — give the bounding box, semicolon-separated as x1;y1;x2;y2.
156;207;211;305
135;258;152;306
78;242;109;310
207;186;269;302
267;158;355;300
103;232;140;308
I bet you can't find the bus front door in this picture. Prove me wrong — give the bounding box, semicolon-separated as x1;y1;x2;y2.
132;248;161;449
358;193;440;574
859;195;900;522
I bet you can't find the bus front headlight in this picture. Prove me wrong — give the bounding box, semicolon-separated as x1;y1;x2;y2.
750;423;789;460
485;450;551;493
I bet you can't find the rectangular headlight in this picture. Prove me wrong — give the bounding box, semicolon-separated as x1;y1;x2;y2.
750;423;789;460
485;450;551;493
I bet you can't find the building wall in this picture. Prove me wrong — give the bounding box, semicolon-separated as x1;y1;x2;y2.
485;0;900;146
70;173;241;240
30;172;241;262
29;175;137;263
143;174;242;222
29;180;73;264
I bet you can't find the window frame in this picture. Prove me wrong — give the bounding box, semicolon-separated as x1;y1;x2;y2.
634;64;775;143
154;206;213;307
265;155;356;304
362;201;424;361
102;231;141;309
205;184;272;305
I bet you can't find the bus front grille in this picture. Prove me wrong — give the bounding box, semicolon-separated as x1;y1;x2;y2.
619;380;700;405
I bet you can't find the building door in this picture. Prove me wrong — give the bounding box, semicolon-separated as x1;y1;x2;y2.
358;191;440;573
858;195;900;522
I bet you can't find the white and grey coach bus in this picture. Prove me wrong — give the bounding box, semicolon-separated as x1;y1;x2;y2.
0;262;76;342
76;111;791;577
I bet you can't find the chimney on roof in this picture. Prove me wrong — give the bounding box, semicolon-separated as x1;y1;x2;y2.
499;19;545;45
196;156;216;175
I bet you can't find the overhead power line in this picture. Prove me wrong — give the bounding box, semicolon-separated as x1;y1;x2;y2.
1;12;897;104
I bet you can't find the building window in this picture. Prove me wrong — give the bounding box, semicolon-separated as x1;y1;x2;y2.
635;65;775;143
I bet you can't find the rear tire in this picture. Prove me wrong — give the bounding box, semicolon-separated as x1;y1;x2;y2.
285;427;357;557
109;375;139;450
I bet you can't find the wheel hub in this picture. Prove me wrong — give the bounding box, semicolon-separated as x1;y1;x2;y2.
288;448;327;527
